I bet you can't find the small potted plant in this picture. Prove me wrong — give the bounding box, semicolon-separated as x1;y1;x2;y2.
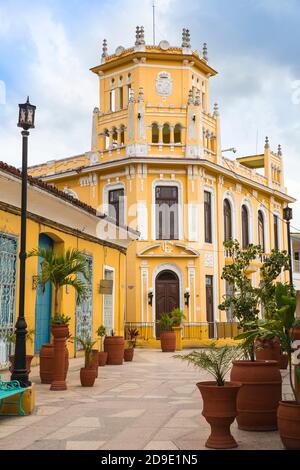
75;335;98;387
97;325;108;367
170;308;185;351
219;240;288;431
124;328;139;362
175;345;242;449
5;329;35;374
157;313;176;352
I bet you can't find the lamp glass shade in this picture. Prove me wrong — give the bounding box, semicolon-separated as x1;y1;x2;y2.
283;206;293;221
18;97;36;130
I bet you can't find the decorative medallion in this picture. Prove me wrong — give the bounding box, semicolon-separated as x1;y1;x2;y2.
159;40;170;51
115;46;125;56
155;71;173;97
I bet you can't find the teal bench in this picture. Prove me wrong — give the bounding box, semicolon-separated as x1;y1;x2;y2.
0;380;26;416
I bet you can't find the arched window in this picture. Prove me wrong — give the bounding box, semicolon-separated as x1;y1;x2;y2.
112;127;118;148
241;205;249;249
258;210;265;252
104;129;110;150
174;124;182;144
223;199;232;242
120;125;125;145
163;123;170;144
152;123;159;143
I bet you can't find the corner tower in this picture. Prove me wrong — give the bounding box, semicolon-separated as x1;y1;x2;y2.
90;27;219;163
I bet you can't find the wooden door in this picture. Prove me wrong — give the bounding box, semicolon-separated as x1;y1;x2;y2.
206;275;214;339
155;271;179;338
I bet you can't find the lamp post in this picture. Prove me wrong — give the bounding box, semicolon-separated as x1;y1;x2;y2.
11;97;36;387
283;205;293;286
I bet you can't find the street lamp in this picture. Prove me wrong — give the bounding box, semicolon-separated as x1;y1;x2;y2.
11;97;36;387
283;205;293;286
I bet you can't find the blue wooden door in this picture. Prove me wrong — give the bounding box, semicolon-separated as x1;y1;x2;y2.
0;233;17;368
34;234;53;353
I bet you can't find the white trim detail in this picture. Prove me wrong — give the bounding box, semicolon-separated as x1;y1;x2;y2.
204;185;218;324
151;179;183;241
241;197;253;244
222;190;237;239
103;265;115;334
140;264;149;323
258;204;270;253
103;182;127;225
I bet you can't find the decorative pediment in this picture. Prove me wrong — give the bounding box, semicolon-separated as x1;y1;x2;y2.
137;242;199;258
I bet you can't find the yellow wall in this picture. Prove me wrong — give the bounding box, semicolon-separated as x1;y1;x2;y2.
0;205;126;361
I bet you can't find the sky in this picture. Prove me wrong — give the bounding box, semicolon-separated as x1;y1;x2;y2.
0;0;300;229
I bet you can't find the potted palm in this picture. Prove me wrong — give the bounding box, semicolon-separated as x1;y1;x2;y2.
97;325;108;366
157;313;176;352
75;335;98;387
175;345;242;449
170;308;185;351
252;283;300;449
219;240;288;431
124;328;139;362
29;247;89;390
5;329;35;374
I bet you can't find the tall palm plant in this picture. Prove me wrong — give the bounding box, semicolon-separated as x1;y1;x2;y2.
29;248;90;315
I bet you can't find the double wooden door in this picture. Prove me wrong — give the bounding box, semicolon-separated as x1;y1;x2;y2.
155;270;179;338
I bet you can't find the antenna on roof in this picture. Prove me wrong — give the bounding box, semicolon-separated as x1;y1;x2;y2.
152;1;156;45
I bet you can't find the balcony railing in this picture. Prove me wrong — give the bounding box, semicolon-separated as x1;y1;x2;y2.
124;321;241;341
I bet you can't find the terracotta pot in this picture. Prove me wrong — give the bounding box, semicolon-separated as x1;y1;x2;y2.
255;341;281;365
278;401;300;450
230;360;282;431
104;336;125;365
160;331;176;352
98;351;108;367
291;326;300;341
80;367;96;387
39;344;69;384
50;325;69;391
124;348;134;362
9;355;33;375
91;349;99;378
197;381;242;449
279;353;289;370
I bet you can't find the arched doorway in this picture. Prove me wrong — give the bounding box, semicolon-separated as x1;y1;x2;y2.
155;270;179;338
34;234;53;353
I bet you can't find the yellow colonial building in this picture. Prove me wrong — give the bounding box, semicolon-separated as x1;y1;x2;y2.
28;27;295;343
0;161;137;368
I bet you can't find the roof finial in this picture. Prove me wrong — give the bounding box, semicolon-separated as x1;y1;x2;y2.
213;102;219;117
135;26;145;46
265;136;270;149
102;39;108;60
278;144;282;156
182;28;191;48
188;89;194;105
202;43;208;61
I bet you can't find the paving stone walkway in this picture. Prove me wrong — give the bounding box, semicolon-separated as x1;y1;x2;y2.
0;349;291;450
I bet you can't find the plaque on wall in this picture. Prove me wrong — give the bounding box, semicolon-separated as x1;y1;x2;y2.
99;279;113;294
